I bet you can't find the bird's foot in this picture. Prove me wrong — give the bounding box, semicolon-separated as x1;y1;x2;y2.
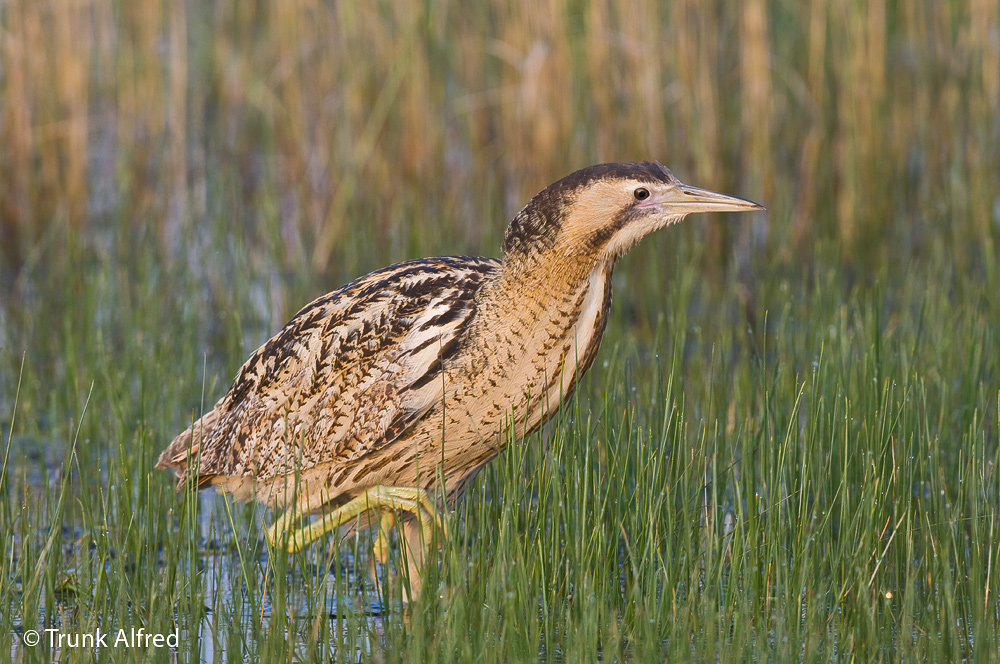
269;485;446;562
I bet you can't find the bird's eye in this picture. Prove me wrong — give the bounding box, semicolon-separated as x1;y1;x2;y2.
634;187;650;201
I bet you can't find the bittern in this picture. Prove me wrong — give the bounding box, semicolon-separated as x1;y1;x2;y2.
157;162;762;590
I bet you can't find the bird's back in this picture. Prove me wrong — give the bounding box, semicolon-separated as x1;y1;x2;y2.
156;255;500;501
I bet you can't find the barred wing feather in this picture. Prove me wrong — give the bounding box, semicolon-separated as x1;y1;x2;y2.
156;256;499;488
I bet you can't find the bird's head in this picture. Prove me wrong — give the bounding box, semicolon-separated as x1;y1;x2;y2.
503;162;763;265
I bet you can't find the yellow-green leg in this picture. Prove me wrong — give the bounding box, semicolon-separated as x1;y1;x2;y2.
267;485;447;557
372;511;395;564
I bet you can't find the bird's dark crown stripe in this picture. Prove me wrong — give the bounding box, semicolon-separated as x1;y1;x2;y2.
538;161;677;199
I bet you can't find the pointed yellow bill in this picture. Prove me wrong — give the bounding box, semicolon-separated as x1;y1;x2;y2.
639;182;765;214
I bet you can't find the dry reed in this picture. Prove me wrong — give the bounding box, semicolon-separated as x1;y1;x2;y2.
0;1;997;276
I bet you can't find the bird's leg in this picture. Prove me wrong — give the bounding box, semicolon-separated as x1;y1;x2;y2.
375;487;448;602
266;506;303;550
372;510;396;565
372;486;449;540
278;485;444;556
397;518;428;601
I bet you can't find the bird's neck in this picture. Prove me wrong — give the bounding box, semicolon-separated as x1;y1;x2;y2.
480;248;610;325
464;250;614;430
499;248;600;296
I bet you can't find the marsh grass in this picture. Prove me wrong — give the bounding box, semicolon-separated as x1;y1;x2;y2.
3;238;998;661
2;0;1000;662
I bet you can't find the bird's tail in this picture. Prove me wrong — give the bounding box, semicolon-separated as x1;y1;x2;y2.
156;398;225;486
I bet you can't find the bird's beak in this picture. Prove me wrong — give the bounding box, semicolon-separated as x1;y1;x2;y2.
641;183;765;214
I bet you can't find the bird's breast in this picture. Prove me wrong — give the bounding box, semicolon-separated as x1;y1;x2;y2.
446;262;613;445
521;262;612;425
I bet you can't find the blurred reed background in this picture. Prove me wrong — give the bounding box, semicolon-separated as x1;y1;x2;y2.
2;0;997;286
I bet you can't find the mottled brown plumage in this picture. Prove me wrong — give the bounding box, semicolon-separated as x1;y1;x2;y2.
157;162;762;586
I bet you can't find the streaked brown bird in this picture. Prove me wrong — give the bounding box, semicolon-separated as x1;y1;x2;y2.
157;162;762;589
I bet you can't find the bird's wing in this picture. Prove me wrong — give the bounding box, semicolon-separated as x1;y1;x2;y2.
156;256;499;487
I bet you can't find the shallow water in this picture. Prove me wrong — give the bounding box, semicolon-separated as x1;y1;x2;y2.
6;472;402;662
